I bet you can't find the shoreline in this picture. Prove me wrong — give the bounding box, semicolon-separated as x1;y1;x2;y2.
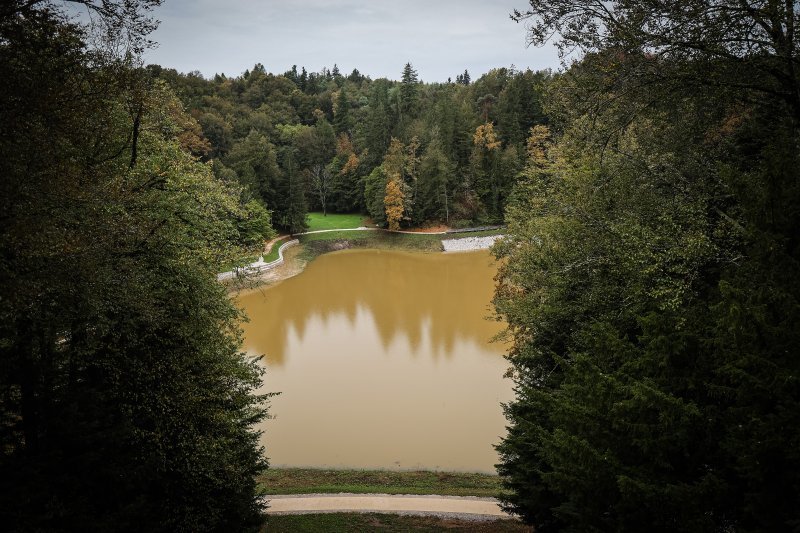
226;231;505;291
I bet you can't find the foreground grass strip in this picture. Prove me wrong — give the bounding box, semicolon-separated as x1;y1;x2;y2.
306;212;367;231
263;512;528;533
259;469;506;497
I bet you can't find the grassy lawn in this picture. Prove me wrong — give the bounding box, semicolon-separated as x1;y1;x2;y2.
259;468;507;498
263;513;528;532
306;212;367;231
263;241;282;263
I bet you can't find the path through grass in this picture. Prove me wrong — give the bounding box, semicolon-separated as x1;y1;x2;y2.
259;468;507;497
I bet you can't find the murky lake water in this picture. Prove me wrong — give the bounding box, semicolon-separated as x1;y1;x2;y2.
236;248;512;472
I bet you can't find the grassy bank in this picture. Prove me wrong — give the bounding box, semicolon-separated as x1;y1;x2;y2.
259;468;507;498
297;228;504;261
263;513;528;532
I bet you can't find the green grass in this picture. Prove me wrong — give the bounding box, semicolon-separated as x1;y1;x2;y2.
259;468;507;498
263;513;528;532
306;212;367;231
297;228;504;261
262;238;289;263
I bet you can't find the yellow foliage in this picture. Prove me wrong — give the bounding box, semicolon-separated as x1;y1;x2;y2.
384;174;405;231
341;153;359;175
526;125;552;167
383;137;405;176
336;132;354;156
473;123;501;151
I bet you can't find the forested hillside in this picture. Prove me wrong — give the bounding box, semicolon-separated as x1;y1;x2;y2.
150;62;551;231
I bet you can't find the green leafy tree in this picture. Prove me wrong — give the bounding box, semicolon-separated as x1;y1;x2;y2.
280;148;309;234
495;1;800;529
224;129;281;208
363;165;388;225
0;3;272;531
417;133;455;223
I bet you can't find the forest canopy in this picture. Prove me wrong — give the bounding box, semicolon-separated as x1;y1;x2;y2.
2;0;799;531
149;60;551;231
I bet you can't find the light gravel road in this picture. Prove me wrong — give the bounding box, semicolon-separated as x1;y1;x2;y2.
266;493;512;521
441;234;504;252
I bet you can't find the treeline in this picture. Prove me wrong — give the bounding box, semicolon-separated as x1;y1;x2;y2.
494;1;800;531
149;61;551;231
0;1;272;530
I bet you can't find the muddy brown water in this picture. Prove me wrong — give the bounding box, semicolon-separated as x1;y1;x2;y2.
236;248;512;473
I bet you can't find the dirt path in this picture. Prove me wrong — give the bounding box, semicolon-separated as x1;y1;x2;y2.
250;246;306;285
266;493;511;520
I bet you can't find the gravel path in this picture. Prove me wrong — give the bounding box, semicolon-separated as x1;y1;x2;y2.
441;234;504;252
219;228;505;281
266;493;511;521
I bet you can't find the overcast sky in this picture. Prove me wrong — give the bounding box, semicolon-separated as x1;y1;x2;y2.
139;0;561;81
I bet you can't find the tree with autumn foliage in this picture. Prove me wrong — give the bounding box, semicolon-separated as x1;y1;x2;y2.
153;59;551;226
471;122;505;219
384;173;405;231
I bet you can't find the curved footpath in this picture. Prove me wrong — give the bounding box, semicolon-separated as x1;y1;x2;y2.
266;493;512;521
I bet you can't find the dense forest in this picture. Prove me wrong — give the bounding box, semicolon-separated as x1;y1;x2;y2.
0;1;272;530
493;1;800;531
2;0;799;531
150;61;550;232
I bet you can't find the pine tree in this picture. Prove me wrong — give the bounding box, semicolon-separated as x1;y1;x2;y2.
334;86;351;134
299;66;308;91
399;62;419;122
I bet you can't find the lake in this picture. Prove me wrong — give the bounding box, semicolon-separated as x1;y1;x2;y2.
236;248;512;472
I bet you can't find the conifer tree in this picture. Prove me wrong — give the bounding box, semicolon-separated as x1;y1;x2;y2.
399;62;419;122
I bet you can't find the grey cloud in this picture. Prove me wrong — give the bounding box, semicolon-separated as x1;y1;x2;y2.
143;0;560;80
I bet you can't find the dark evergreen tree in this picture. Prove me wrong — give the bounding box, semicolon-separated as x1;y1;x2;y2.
348;68;364;83
399;62;419;124
280;149;309;234
299;66;308;91
334;85;351;134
